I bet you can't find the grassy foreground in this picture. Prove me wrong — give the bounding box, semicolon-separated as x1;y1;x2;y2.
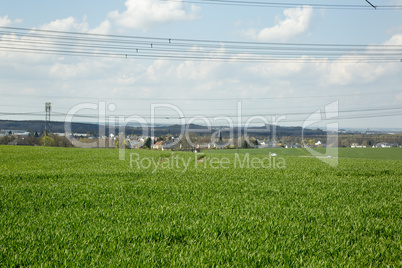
0;146;401;266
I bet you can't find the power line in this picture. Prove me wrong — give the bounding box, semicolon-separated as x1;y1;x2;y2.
53;107;402;118
0;26;401;63
1;103;399;112
2;36;401;58
3;26;402;48
1;107;402;119
1;112;401;126
1;46;398;63
159;0;402;10
365;0;377;9
0;90;400;101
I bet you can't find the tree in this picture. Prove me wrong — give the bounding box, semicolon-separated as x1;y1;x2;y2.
115;139;129;149
340;139;350;147
53;134;73;147
40;136;55;147
242;140;249;148
144;137;152;149
115;140;119;149
0;136;16;145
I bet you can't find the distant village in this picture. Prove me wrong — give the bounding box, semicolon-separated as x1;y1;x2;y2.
1;128;401;150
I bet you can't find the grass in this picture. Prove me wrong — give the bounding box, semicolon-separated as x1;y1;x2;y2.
337;147;402;160
0;146;401;266
209;147;402;160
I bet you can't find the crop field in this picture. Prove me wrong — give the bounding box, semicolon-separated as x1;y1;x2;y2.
209;147;402;160
0;145;401;266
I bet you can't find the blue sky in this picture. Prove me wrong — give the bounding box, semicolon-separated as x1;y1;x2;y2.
0;0;402;130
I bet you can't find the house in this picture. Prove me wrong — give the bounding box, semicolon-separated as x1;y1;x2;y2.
159;140;175;150
129;140;143;149
351;143;365;148
73;133;90;138
0;130;29;138
191;143;210;152
375;142;391;148
152;141;163;150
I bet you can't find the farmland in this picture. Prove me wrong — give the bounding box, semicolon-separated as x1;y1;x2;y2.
0;146;401;266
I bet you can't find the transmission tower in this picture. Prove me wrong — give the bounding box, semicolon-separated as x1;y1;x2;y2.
44;102;51;145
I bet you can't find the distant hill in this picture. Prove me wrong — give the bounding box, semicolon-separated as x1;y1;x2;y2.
0;120;99;134
0;119;329;137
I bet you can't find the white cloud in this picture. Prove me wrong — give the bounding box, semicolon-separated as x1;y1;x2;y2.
89;20;111;35
108;0;200;30
242;6;313;42
40;16;90;32
0;15;22;26
246;60;304;78
146;59;175;82
383;33;402;45
0;16;114;80
326;57;386;85
49;62;96;79
325;33;402;85
0;17;111;67
0;33;55;64
177;60;221;80
176;46;225;80
39;16;111;34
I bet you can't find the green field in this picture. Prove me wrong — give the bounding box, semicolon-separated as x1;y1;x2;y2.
0;146;401;266
208;147;402;160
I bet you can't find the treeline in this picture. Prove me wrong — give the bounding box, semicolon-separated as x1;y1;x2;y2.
337;134;402;147
0;134;74;147
276;134;402;147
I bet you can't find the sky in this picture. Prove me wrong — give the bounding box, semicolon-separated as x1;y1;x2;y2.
0;0;402;130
